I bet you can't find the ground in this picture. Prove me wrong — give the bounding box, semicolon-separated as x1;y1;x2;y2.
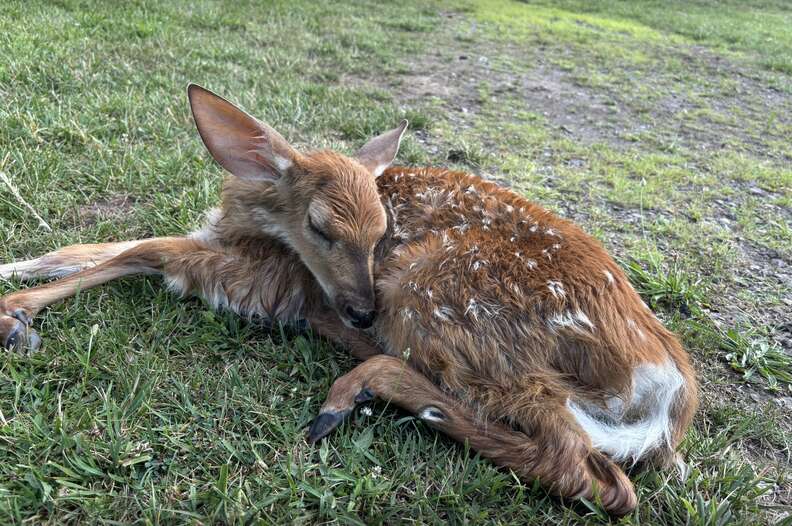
0;0;790;524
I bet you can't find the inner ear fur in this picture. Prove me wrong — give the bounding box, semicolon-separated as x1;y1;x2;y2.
355;120;408;177
188;84;298;182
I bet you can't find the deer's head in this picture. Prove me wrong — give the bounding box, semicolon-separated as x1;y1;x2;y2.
188;84;406;329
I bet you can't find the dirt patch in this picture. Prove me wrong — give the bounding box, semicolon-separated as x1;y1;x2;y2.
78;194;137;226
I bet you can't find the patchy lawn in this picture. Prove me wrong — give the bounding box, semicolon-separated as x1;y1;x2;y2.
0;0;790;523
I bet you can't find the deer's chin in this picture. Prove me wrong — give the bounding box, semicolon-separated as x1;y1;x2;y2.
326;298;356;329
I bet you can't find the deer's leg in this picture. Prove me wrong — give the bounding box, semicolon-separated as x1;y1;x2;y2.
0;240;151;281
303;308;381;361
0;237;198;351
307;355;637;515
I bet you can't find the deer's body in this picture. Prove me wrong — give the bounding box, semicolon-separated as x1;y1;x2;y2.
0;86;697;515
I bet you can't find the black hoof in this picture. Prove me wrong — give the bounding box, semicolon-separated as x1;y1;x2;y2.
307;410;350;444
2;317;25;350
1;315;40;352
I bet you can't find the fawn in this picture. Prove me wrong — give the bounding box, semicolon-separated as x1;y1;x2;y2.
0;85;697;515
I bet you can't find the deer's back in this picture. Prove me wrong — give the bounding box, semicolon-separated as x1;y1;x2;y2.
374;167;691;421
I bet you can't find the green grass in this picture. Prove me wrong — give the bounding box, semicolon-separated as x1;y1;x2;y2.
1;0;791;524
720;328;792;392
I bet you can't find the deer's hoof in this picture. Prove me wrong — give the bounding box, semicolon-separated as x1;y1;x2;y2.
306;409;351;444
1;313;40;352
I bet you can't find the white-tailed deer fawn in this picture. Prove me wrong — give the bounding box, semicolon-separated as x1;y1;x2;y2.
0;85;697;515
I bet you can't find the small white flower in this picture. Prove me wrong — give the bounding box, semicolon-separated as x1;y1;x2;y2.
361;406;373;417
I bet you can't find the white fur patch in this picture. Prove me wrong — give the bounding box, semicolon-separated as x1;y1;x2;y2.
568;360;685;463
547;280;565;299
272;154;292;172
547;309;595;334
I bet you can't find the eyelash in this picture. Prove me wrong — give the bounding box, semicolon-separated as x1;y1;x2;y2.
309;219;333;246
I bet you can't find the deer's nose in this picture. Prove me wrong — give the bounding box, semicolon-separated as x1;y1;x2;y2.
346;306;376;329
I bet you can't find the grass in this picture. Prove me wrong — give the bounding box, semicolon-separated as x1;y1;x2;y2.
720;328;792;392
1;0;791;524
621;256;707;318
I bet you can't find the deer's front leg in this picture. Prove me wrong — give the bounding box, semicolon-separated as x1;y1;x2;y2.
307;354;449;442
304;308;382;361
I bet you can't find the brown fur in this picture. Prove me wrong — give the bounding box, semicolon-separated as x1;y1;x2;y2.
0;87;697;515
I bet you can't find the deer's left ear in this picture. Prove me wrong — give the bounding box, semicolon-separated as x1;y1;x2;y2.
355;120;408;177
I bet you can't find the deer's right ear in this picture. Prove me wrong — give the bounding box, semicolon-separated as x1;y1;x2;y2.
188;84;297;182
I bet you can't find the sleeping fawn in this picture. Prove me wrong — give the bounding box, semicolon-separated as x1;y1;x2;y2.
0;85;697;515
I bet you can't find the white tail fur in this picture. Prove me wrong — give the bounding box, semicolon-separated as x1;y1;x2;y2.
568;360;685;463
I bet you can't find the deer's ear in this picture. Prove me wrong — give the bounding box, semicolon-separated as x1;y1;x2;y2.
188;84;297;182
355;120;408;177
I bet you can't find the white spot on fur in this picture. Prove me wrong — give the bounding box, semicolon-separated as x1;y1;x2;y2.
433;306;454;321
547;280;565;299
603;270;615;285
0;258;76;280
568;360;685;463
547;309;595;333
471;259;489;271
400;307;416;321
464;298;479;321
273;154;292;172
574;309;594;329
525;259;537;270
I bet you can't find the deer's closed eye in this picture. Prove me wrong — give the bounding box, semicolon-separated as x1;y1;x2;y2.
309;217;333;246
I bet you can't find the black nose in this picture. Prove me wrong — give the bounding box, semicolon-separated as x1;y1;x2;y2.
346;306;376;329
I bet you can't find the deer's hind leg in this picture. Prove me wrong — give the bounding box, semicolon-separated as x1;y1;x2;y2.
0;240;152;281
0;237;201;351
308;355;637;515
